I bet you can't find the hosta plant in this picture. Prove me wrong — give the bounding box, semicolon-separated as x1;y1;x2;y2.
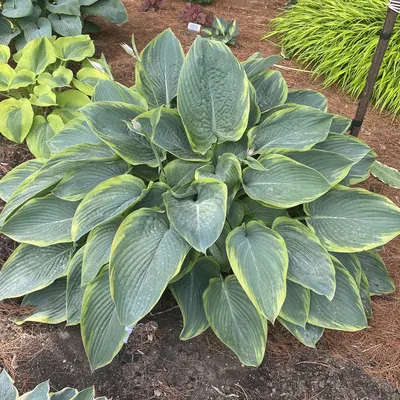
0;0;128;49
0;29;399;370
0;369;106;399
0;35;117;158
202;17;238;45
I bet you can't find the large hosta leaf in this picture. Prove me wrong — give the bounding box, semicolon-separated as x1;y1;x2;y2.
286;89;328;111
163;178;228;253
53;90;90;122
308;258;367;331
23;17;52;42
25;115;55;159
53;35;94;61
226;221;288;321
242;54;283;78
8;69;36;90
135;29;184;108
208;222;231;272
162;160;206;189
81;268;126;371
331;252;361;287
81;0;128;24
2;0;34;18
279;280;310;327
0;369;18;400
304;186;400;252
341;150;376;186
242;198;287;226
72;175;146;241
170;257;220;340
110;209;190;325
248;105;332;154
278;318;324;348
203;276;267;366
1;194;79;246
177;36;250;154
48;13;83;36
0;63;15;90
371;161;400;189
0;243;73;300
243;154;330;208
272;217;335;299
45;0;80;15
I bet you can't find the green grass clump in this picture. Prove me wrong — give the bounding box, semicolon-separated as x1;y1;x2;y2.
266;0;400;116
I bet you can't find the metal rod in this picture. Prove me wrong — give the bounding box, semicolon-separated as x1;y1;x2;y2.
350;7;398;137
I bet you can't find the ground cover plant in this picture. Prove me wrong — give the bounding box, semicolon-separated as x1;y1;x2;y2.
267;0;400;116
179;3;214;26
0;0;128;49
0;29;399;372
202;17;238;45
0;34;114;158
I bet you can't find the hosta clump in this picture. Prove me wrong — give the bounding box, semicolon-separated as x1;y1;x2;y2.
0;29;399;370
0;369;106;399
0;0;127;49
202;17;238;45
0;35;114;158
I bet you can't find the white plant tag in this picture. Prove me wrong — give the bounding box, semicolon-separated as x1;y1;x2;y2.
123;325;134;343
188;22;201;33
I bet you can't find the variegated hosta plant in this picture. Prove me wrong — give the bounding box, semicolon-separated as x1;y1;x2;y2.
0;29;399;370
0;35;115;158
0;369;107;399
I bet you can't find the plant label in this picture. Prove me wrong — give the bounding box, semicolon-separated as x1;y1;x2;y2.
188;23;202;33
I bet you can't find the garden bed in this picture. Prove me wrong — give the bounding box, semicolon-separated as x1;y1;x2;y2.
1;0;400;398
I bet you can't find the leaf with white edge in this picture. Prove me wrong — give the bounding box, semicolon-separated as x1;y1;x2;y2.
48;13;82;36
0;159;44;202
2;194;79;246
162;160;206;189
0;63;15;90
279;280;310;327
110;209;190;325
81;268;126;372
72;175;146;241
357;250;395;295
53;90;90;122
242;54;283;78
242;197;287;226
66;247;86;325
0;98;34;143
37;65;74;88
304;186;400;252
226;221;288;321
248;105;332;154
278;318;324;348
178;36;250;154
371;161;400;189
71;387;94;400
243;154;330;208
164;178;228;253
330;252;361;287
249;69;287;112
359;270;372;318
135;29;184;108
81;0;128;24
272;217;336;299
170;257;220;340
330;115;351;134
286;89;328;111
80;102;158;166
8;69;35;90
16;37;56;75
82;216;124;286
23;17;52;42
0;369;18;400
14;278;67;325
203;275;267;366
51;387;78;400
26;115;55;159
18;381;50;400
0;44;11;63
308;257;367;331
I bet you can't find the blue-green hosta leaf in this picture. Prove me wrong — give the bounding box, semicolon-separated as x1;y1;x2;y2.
23;17;52;42
0;44;11;63
330;115;351;134
308;257;367;331
81;268;126;371
0;19;20;46
163;178;228;253
371;161;400;189
51;387;78;400
71;387;95;400
53;158;130;201
247;82;261;129
81;0;128;24
341;150;376;186
243;154;330;208
0;63;15;90
249;70;287;113
0;159;44;202
286;89;328;111
17;381;50;399
170;257;220;340
279;280;310;327
8;69;36;90
0;98;34;143
17;4;41;29
359;270;372;318
212;136;249;163
272;217;336;299
304;186;400;252
53;35;95;61
53;89;90;123
1;194;79;246
73;67;109;96
110;209;190;325
80;101;159;166
48;13;83;36
203;275;268;366
82;216;124;286
37;66;74;88
227;199;245;229
0;369;18;400
0;243;73;301
278;318;324;348
26;115;55;159
357;250;395;295
209;222;231;272
135;29;184;108
162;160;206;189
14;278;67;325
132;182;169;210
248;104;332;154
66;247;86;325
241;54;283;78
330;252;361;287
226;221;288;321
281;149;354;186
45;0;80;15
92;80;148;108
16;37;56;75
2;0;34;18
242;198;287;226
178;36;250;154
169;249;199;284
72;175;146;241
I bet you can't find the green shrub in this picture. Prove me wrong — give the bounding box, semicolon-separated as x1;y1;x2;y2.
0;29;399;370
267;0;400;115
202;17;238;45
0;368;106;399
0;0;128;49
0;35;115;158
